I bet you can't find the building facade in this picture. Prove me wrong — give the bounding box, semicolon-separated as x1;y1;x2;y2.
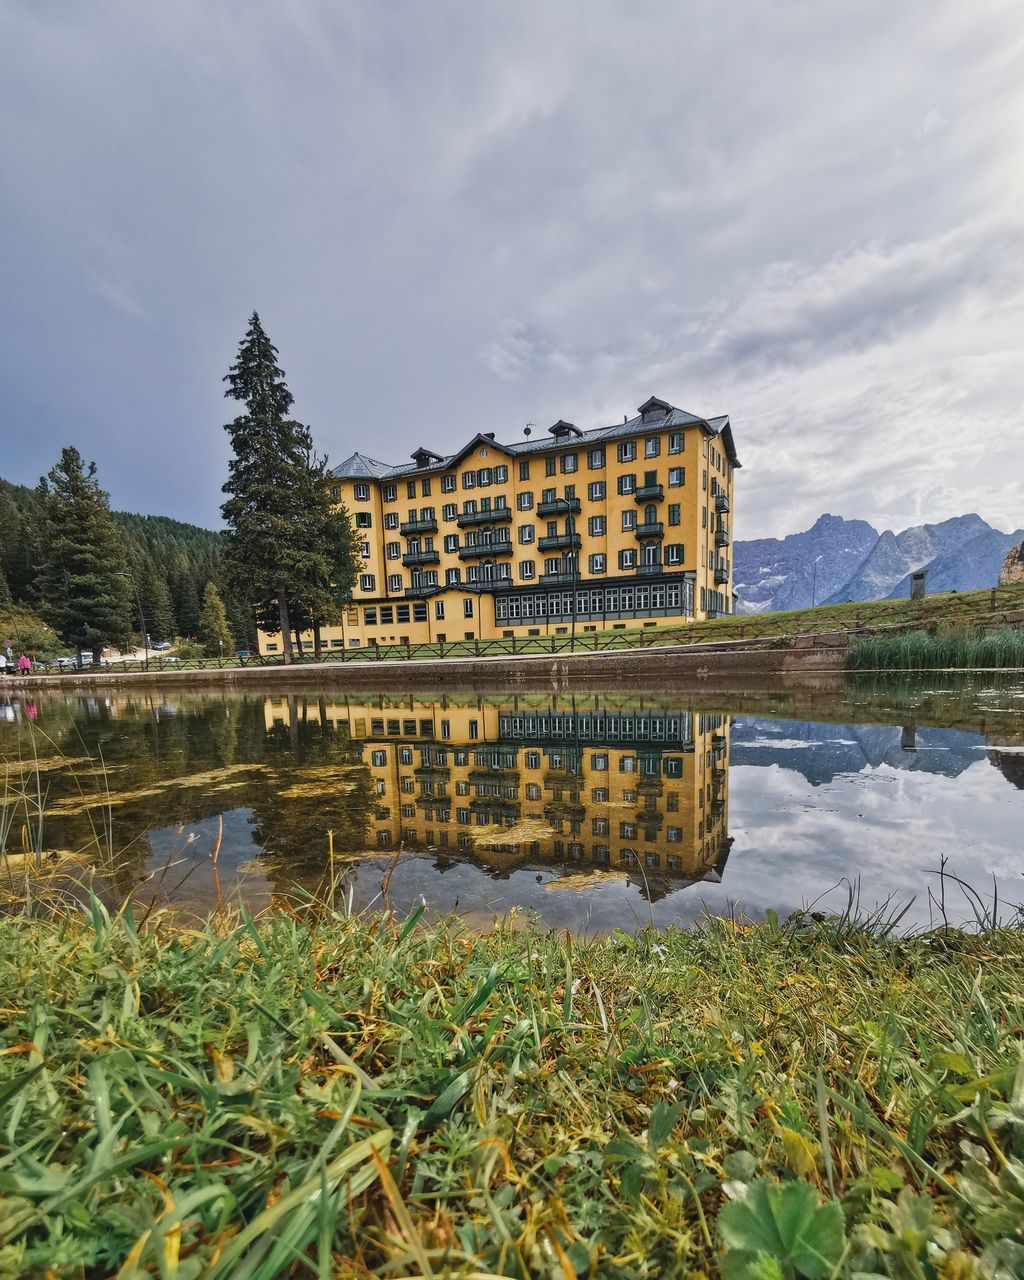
258;396;738;655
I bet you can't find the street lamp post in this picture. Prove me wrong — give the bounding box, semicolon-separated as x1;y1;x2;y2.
116;571;149;672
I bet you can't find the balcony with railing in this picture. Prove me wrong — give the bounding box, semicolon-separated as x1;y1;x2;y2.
636;562;664;575
715;491;730;514
538;532;582;552
539;571;576;585
538;497;581;517
399;517;438;535
714;564;729;585
456;507;512;528
404;582;442;597
715;522;730;546
634;483;664;502
458;540;513;560
402;549;440;566
634;521;664;539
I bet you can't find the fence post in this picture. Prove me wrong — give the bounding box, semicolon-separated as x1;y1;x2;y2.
474;638;480;657
511;633;517;654
438;639;444;659
407;639;412;661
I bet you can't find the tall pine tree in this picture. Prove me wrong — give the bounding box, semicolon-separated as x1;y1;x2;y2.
221;313;339;663
37;448;131;662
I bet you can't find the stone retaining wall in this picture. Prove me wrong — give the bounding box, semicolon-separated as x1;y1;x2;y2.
2;635;848;696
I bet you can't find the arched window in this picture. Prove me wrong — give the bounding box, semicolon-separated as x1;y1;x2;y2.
644;503;658;526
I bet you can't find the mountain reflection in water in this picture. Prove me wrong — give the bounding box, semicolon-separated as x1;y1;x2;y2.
1;677;1022;931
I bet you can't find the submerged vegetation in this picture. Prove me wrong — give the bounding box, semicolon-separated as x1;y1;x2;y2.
849;625;1024;671
0;906;1022;1278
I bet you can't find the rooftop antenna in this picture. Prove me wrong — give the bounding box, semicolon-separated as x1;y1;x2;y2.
524;422;534;437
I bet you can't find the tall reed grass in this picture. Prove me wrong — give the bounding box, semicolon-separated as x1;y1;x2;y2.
0;903;1021;1277
849;624;1024;671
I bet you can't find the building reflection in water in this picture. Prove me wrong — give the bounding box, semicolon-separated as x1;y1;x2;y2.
263;694;732;903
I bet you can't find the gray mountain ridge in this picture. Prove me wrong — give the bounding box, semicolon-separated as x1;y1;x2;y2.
734;513;1023;614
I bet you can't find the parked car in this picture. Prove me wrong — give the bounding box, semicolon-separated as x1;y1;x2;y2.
152;641;172;651
235;649;251;659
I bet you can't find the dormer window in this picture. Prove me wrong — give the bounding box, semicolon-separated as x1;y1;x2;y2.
549;420;583;440
638;396;671;423
411;446;443;469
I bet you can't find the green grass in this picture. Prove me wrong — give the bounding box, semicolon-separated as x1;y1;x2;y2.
0;905;1022;1277
849;625;1024;671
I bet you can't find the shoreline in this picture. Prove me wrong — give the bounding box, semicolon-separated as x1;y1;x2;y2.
2;632;849;693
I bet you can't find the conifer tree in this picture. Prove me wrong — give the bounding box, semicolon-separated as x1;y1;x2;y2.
0;563;11;610
221;313;338;663
197;581;234;658
36;447;131;662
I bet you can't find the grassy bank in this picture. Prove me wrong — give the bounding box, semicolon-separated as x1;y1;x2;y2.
849;625;1024;670
0;908;1022;1277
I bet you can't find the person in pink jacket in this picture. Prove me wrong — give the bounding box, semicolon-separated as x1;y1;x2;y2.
17;653;31;672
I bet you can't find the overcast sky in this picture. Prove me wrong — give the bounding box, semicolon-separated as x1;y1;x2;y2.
2;2;1022;539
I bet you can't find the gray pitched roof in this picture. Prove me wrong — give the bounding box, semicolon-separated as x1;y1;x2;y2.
331;398;738;480
331;452;398;480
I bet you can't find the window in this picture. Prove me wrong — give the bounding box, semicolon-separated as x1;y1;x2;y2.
359;541;371;557
381;483;396;502
618;548;637;569
519;559;535;579
384;512;399;530
463;598;474;617
407;481;417;498
517;524;534;546
396;604;411;623
387;574;402;592
421;478;432;496
495;465;508;483
380;606;394;624
587;446;605;469
441;474;456;492
371;749;387;767
359;573;376;591
702;505;708;528
621;509;637;531
446;568;461;585
330;485;340;501
561;453;578;473
517;491;533;510
519;459;530;481
364;607;377;624
592;752;608;770
669;467;685;487
592;817;610;836
435;601;445;619
355;511;372;528
668;503;681;526
443;503;457;520
386;541;401;559
443;534;459;552
588;515;605;536
354;482;370;501
667;826;683;843
588;480;606;501
462;471;476;489
617;473;636;495
665;543;684;565
545;556;561;575
645;436;661;458
478;467;493;486
669;432;683;453
617;440;637;463
589;553;606;574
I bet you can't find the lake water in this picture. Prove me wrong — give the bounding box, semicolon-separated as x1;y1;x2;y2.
2;677;1023;931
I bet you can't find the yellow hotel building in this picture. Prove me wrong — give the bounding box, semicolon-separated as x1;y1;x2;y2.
263;694;732;900
259;396;738;654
